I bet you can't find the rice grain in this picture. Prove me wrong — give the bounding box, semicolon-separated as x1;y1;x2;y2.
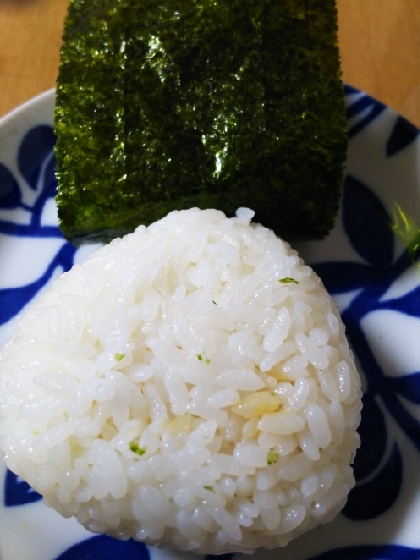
0;208;361;554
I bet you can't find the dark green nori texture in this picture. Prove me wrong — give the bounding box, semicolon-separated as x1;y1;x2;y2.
55;0;347;244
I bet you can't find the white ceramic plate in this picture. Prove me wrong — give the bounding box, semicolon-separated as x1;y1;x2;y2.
1;87;420;560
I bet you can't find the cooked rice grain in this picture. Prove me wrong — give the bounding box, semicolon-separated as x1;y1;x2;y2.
0;208;361;554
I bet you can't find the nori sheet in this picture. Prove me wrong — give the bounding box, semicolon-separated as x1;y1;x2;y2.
55;0;348;244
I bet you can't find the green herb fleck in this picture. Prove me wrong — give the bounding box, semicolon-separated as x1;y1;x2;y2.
129;442;146;456
115;353;125;362
196;354;203;361
391;203;420;262
267;451;280;465
206;358;211;365
278;277;299;284
212;300;217;305
204;485;215;492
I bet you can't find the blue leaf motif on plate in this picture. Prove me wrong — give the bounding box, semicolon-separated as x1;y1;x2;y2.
381;390;420;454
0;124;62;238
386;116;420;157
0;242;76;327
377;284;420;317
55;535;150;560
351;394;387;481
206;554;234;560
342;393;403;520
343;442;403;520
309;544;420;560
386;372;420;405
342;175;394;268
313;261;374;295
4;469;42;506
344;85;386;139
313;173;420;519
0;162;21;209
18;125;57;191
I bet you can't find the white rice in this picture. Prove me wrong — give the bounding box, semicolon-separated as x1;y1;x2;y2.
0;208;361;554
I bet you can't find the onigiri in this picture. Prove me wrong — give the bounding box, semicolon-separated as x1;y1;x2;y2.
0;208;361;554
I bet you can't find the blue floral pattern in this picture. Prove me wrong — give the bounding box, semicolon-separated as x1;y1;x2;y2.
313;175;410;518
312;151;420;521
344;85;386;139
55;536;150;560
0;86;420;559
309;545;420;560
4;470;42;507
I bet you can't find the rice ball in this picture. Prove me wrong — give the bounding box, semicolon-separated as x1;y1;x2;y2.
0;208;361;554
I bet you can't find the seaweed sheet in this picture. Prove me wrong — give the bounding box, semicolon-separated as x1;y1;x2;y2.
55;0;347;244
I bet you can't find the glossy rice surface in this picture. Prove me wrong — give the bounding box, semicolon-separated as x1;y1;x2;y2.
0;208;361;554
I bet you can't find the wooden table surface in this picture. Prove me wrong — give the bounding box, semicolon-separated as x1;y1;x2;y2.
0;0;419;127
